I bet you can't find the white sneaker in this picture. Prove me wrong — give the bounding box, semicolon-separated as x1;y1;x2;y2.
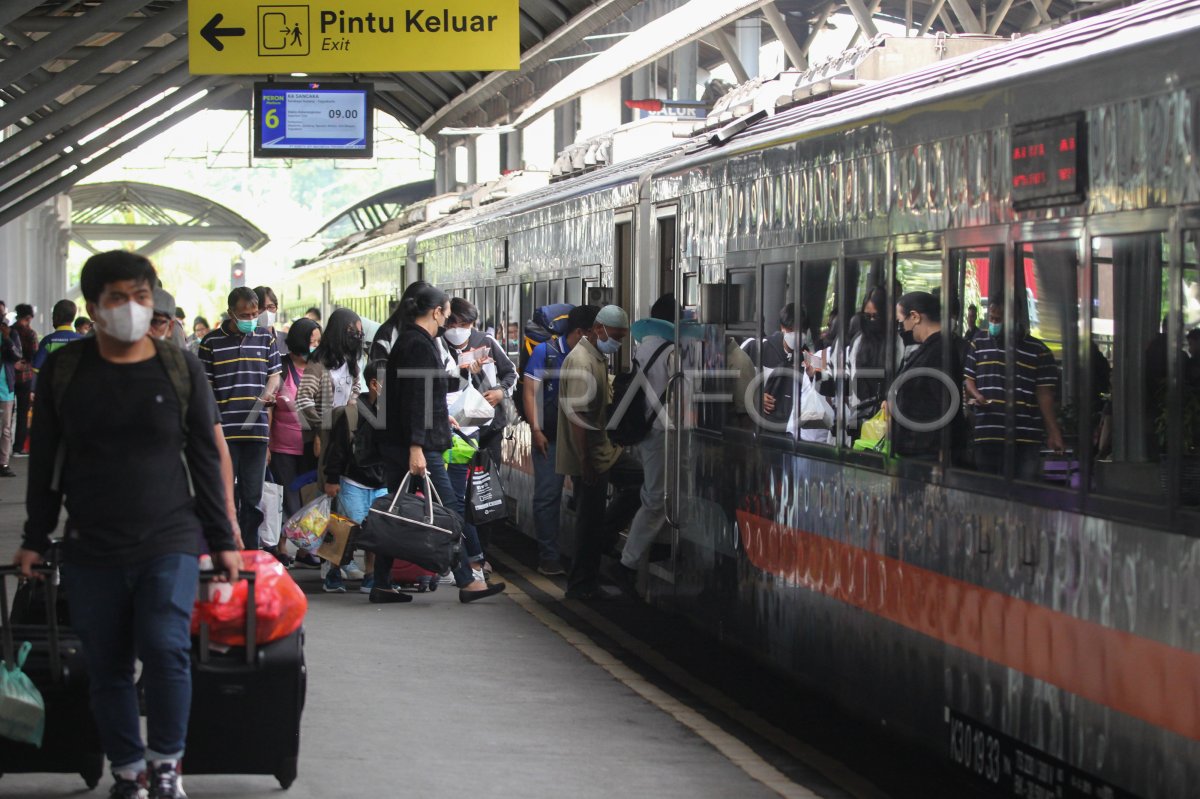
342;562;365;581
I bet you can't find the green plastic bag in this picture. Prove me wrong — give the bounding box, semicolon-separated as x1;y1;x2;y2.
0;641;45;747
444;430;479;465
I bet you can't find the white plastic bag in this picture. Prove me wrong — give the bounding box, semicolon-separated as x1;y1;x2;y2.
449;384;496;427
257;481;283;547
798;378;833;430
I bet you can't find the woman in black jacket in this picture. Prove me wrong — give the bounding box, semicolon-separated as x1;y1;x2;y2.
376;283;505;604
890;291;965;459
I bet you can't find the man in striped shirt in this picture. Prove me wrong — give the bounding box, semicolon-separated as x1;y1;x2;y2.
198;287;281;549
964;300;1064;481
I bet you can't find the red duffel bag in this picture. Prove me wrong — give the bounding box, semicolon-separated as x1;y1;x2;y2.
191;551;308;646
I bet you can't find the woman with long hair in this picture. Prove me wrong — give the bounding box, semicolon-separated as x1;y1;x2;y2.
848;285;890;428
296;307;365;591
375;283;505;604
369;280;431;363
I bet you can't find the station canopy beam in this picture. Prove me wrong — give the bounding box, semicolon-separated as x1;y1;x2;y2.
68;181;268;257
422;0;1104;134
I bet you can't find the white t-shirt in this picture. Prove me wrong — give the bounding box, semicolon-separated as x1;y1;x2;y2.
330;363;353;408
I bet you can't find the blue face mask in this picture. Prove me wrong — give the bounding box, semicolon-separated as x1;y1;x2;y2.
596;326;622;356
988;322;1002;337
235;318;256;335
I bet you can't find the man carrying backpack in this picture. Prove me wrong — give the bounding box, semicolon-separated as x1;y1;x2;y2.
523;304;597;576
13;250;241;799
616;295;679;588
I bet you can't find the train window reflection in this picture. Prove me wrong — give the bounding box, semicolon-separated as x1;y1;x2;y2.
1091;233;1166;501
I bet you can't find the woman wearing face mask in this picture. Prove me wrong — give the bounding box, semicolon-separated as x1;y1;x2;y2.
844;286;902;433
888;291;965;459
375;284;505;604
295;308;364;591
269;318;321;546
437;297;516;577
743;303;807;428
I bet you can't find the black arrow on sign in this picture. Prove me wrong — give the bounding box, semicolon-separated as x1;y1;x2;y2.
200;13;245;52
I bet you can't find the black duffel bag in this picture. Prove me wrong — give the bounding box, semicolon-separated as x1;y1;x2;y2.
357;473;463;573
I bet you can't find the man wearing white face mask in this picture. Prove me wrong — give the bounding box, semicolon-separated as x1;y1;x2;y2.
13;250;241;799
556;304;643;600
199;287;281;550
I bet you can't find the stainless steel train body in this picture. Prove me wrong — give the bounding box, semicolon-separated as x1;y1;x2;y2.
281;3;1200;796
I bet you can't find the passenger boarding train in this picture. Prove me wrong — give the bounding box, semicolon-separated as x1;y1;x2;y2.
281;2;1200;796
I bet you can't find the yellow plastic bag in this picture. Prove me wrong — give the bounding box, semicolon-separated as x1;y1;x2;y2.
853;407;889;451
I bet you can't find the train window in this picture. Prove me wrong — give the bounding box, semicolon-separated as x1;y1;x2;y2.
658;215;677;297
682;273;699;308
954;245;1003;475
890;251;945;462
518;282;534;356
746;263;793;437
840;257;888;442
506;284;520;355
1181;231;1200;508
1091;233;1168;501
726;268;757;327
549;279;564;305
534;280;548;309
566;277;583;306
796;260;836;446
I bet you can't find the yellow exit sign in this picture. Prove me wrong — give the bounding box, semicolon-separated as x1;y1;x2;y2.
188;1;521;74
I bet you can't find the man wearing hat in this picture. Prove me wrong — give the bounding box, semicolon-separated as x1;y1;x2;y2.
150;288;188;349
556;304;643;600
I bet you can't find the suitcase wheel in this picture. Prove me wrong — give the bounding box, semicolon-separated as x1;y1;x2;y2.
275;756;298;789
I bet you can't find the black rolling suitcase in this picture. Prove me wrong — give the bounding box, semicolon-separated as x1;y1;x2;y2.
184;569;306;789
0;564;105;790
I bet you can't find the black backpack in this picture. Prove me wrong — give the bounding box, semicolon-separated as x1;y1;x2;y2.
607;341;672;447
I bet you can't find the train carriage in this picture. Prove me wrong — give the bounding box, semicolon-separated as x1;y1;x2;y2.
280;2;1200;796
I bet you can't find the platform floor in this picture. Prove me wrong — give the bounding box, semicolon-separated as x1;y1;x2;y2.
0;459;800;799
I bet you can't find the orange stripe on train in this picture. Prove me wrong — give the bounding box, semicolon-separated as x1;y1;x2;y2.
735;510;1200;741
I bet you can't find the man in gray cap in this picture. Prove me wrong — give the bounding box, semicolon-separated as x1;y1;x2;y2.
150;288;188;349
556;304;643;600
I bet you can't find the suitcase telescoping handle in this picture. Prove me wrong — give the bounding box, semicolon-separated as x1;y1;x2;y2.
387;471;447;523
197;568;257;666
0;563;65;684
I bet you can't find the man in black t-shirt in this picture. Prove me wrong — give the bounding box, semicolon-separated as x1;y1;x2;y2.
13;251;241;799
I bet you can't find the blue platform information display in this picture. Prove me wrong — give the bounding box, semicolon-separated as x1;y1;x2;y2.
253;82;373;159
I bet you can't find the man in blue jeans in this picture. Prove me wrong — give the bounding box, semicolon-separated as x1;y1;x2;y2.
197;287;281;549
14;251;241;799
522;304;597;575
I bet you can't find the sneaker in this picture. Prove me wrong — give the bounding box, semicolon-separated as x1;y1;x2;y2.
359;575;375;594
342;561;365;581
293;551;321;569
0;465;15;477
109;772;147;799
12;451;28;459
537;558;565;576
369;586;413;604
323;569;346;593
148;761;186;799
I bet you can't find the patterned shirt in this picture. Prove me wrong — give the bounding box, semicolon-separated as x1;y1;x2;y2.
198;324;281;442
32;326;82;386
964;332;1057;445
